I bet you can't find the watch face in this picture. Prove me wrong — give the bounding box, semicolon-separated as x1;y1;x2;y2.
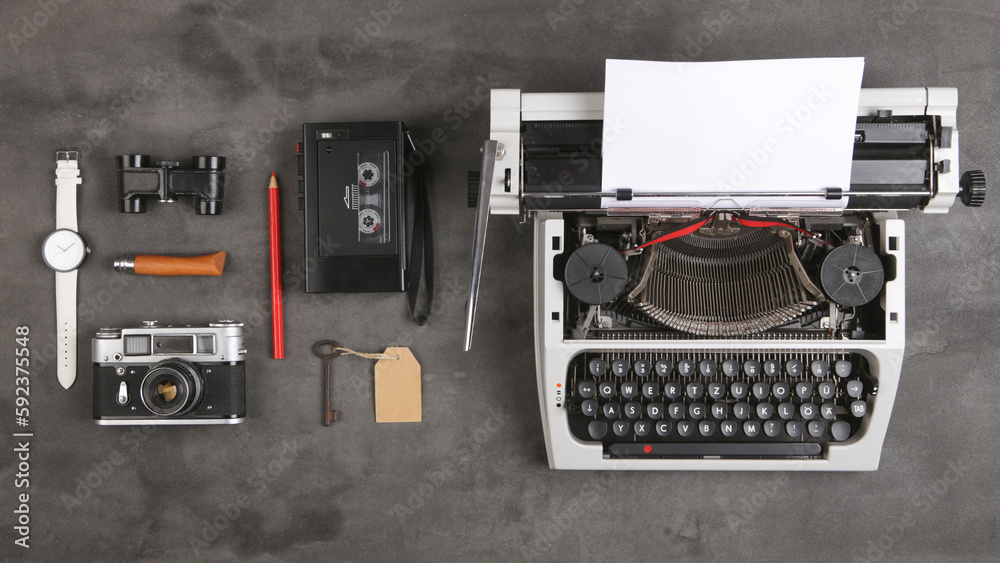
42;229;88;272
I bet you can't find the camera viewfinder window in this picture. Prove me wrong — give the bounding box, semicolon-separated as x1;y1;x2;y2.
196;335;215;354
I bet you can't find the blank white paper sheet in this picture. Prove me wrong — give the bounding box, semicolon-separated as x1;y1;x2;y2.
601;57;865;210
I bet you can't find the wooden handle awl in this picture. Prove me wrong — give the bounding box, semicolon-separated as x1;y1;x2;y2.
130;252;226;276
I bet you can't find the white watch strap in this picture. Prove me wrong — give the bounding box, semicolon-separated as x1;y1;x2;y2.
55;152;81;231
56;269;78;389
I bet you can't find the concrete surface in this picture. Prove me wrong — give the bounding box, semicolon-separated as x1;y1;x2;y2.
0;1;997;561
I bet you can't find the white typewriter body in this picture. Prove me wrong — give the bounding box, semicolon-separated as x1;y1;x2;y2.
472;87;973;471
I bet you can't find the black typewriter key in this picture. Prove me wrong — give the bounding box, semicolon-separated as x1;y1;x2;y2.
686;382;704;400
588;358;607;377
721;420;738;437
763;360;780;377
772;381;790;400
676;420;694;437
707;382;726;400
598;382;615;399
800;403;817;420
581;400;598;417
831;421;851;441
744;359;761;378
777;403;795;420
850;400;867;418
818;381;836;400
689;403;706;420
642;382;659;400
811;360;829;377
668;402;685;419
835;360;853;378
711;403;728;419
656;420;673;436
846;380;864;398
821;403;837;420
795;382;813;400
807;420;826;438
634;359;651;377
743;420;761;437
624;401;642;419
578;380;596;399
756;402;774;420
763;420;781;437
611;359;629;377
699;359;717;377
785;420;803;438
588;420;608;440
723;359;740;378
634;420;651;437
730;381;749;399
733;402;750;420
655;359;673;378
620;382;638;399
752;382;770;400
602;403;620;419
677;359;696;378
664;381;682;399
699;420;716;437
646;402;663;420
785;359;803;377
612;420;630;437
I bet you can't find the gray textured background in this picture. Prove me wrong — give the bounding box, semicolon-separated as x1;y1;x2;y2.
1;0;998;561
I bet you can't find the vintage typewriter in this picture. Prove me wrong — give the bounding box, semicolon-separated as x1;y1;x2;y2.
464;85;986;470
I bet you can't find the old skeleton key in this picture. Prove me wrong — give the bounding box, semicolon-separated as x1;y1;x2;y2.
313;340;343;425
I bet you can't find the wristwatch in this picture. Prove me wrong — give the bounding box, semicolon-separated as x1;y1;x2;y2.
41;150;88;389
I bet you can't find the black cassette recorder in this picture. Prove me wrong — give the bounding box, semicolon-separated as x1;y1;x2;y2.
299;121;432;323
300;122;412;293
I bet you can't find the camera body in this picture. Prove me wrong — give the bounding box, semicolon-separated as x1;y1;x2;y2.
92;321;246;425
116;155;226;215
299;122;410;292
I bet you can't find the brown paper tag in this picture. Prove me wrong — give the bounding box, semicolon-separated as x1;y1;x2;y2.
374;347;421;422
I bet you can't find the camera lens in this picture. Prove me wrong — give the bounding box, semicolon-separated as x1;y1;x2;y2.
140;360;204;417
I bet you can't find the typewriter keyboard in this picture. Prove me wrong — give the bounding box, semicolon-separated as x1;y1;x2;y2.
566;351;876;459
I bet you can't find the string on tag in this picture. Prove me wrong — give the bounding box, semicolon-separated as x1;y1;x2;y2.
334;347;399;361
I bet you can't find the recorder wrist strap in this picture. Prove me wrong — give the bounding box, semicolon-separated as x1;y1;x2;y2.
407;158;433;326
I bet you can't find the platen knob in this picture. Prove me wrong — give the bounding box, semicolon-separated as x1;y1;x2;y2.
960;170;986;207
467;171;481;208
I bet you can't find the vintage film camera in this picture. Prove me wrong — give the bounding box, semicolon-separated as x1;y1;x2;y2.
116;155;226;215
299;122;414;293
92;321;246;425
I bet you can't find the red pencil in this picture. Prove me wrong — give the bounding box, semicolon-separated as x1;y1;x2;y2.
268;172;284;359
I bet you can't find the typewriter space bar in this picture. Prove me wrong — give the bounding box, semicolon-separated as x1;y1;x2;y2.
609;442;822;458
